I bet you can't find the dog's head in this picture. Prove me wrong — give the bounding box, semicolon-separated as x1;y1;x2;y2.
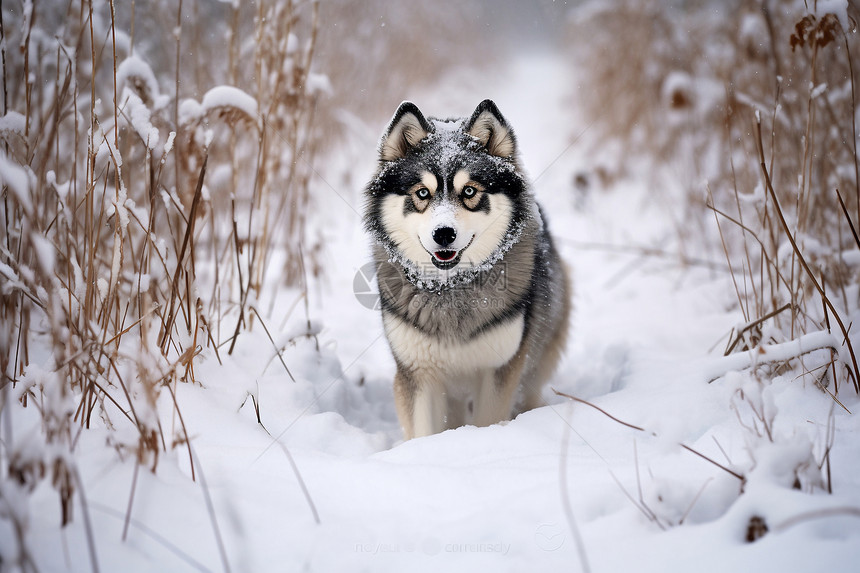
365;100;531;287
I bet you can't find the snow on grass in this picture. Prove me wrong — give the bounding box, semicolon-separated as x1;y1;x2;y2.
117;54;169;110
0;111;26;136
7;54;860;573
0;151;32;215
201;86;258;119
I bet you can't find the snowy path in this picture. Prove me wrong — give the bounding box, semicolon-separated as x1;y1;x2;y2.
17;54;860;573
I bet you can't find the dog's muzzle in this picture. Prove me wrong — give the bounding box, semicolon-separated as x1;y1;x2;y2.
426;231;474;270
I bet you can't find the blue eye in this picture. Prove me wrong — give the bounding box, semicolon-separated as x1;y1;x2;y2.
463;186;477;198
416;188;430;200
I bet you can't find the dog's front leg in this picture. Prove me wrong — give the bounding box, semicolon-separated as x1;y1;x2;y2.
394;368;447;439
472;370;518;427
473;349;528;427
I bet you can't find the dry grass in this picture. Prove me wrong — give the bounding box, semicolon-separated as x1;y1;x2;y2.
0;0;323;559
571;0;860;393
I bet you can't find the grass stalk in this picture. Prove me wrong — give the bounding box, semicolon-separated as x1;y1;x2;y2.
754;118;860;392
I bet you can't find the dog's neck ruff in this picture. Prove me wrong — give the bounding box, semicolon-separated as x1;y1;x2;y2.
374;220;526;292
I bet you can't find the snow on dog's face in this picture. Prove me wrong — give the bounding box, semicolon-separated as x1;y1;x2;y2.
365;100;530;288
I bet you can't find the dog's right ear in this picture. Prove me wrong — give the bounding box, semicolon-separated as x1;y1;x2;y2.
379;102;432;161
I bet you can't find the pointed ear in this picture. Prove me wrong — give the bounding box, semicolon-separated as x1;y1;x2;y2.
464;99;516;158
379;102;432;161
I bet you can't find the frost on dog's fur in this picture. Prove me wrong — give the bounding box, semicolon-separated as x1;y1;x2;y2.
364;100;571;439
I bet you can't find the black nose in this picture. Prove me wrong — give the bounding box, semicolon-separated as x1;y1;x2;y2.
432;226;457;248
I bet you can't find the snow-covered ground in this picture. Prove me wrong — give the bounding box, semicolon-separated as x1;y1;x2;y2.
6;53;860;572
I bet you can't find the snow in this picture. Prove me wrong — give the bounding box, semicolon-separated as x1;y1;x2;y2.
810;82;828;100
306;73;333;97
0;111;26;135
178;98;204;126
179;86;258;128
0;151;32;214
816;0;850;30
122;91;160;149
29;233;55;276
201;85;258;119
116;54;169;109
164;131;176;155
5;47;860;573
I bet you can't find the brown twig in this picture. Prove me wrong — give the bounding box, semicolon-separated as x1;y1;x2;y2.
552;389;745;483
160;154;208;353
552;389;647;432
724;303;793;356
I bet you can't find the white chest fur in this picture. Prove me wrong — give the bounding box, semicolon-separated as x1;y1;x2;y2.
382;311;524;375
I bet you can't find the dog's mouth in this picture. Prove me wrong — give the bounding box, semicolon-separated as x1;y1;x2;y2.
434;250;457;262
431;249;461;270
423;235;474;270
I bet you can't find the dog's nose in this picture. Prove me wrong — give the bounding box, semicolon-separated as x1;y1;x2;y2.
432;226;457;248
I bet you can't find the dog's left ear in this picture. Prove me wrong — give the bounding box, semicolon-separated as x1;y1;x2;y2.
464;100;516;159
379;101;433;162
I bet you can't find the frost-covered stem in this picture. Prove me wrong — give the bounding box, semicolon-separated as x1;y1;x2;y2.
0;0;8;119
759;0;782;88
222;0;240;322
106;0;124;338
53;45;60;177
85;3;95;321
799;42;818;234
724;129;756;320
303;1;320;88
0;0;8;256
296;245;315;349
228;3;238;85
755;118;860;391
763;80;785;322
66;31;80;242
129;0;135;55
789;37;821;337
246;1;268;297
254;0;264;117
173;0;183;200
842;32;860;224
823;411;835;494
160;156;207;353
108;0;118;148
21;0;33;148
709;183;750;323
248;126;265;294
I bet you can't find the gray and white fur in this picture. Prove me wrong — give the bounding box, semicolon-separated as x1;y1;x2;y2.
364;100;570;439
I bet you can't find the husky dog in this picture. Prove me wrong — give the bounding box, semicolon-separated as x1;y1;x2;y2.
364;100;570;439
